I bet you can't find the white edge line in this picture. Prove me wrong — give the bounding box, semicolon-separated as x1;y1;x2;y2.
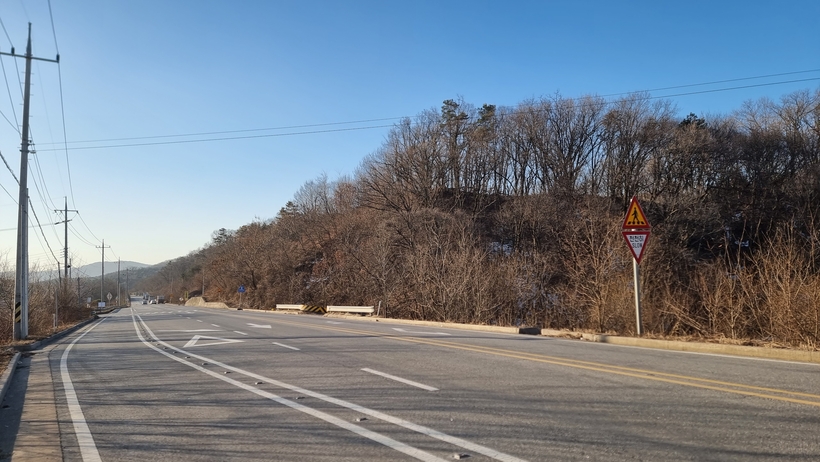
131;310;445;462
135;311;526;462
362;368;438;391
273;342;300;351
60;320;105;462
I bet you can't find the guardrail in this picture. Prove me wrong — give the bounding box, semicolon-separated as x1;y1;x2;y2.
327;305;374;314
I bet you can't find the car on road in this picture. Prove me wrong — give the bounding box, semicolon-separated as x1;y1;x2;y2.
141;300;147;305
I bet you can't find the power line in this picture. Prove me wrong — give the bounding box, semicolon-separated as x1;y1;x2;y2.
68;222;97;247
0;55;20;131
47;0;74;208
649;77;820;101
37;123;397;152
27;196;60;267
0;16;14;47
36;116;406;146
75;211;101;243
600;69;820;98
0;146;19;184
33;76;820;153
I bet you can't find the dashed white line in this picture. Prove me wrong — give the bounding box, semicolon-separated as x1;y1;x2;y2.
131;313;445;462
211;324;221;327
235;331;249;336
273;342;300;351
362;368;439;391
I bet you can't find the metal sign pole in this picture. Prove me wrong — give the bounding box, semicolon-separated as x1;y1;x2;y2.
633;257;642;336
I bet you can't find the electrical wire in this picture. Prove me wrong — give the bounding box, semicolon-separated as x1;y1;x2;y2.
600;69;820;98
75;211;101;243
0;56;20;131
27;196;61;267
0;146;19;184
47;0;75;209
68;222;98;247
34;76;820;153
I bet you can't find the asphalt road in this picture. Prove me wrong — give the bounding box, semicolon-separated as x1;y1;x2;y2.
21;304;820;461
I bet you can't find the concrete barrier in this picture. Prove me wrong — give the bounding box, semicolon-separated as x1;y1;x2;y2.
185;297;230;309
327;305;374;314
275;304;303;311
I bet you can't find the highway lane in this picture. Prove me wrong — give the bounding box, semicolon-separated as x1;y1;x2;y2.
48;304;820;461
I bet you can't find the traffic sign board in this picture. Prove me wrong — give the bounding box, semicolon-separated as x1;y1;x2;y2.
622;231;650;263
622;196;650;229
238;285;246;293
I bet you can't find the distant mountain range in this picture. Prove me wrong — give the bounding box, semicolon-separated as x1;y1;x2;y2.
74;261;156;278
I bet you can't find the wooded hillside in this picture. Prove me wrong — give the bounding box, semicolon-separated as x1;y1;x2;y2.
138;89;820;348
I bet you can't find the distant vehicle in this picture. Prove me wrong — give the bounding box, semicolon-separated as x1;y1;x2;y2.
157;295;165;304
149;299;157;304
141;300;147;305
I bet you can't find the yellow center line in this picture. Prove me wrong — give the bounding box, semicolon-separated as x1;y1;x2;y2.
271;317;820;408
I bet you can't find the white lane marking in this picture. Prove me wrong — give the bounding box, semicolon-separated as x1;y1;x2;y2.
157;329;220;332
197;320;203;323
183;335;244;348
326;321;344;324
136;314;525;462
247;323;271;328
392;328;451;336
273;342;300;351
235;331;249;336
211;324;221;327
131;312;445;462
362;368;438;392
60;320;105;462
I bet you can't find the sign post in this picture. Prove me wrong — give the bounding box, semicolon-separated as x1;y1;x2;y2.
621;196;651;336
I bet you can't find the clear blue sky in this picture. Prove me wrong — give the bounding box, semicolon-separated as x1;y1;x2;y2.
0;0;818;270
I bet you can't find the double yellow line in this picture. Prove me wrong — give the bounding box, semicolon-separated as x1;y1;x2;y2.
273;317;820;408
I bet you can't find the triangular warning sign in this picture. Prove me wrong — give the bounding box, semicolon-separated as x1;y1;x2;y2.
183;335;244;348
622;196;651;229
622;231;650;263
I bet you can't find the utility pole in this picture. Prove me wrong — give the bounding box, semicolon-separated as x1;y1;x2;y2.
1;24;59;340
55;197;78;280
55;197;78;319
97;240;110;306
117;259;121;306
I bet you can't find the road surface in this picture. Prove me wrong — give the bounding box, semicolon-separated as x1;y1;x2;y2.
3;304;820;461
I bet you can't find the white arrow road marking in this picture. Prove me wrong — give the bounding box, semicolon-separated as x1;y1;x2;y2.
184;335;244;348
247;323;271;328
362;368;438;391
392;328;451;336
273;342;300;350
132;311;525;462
